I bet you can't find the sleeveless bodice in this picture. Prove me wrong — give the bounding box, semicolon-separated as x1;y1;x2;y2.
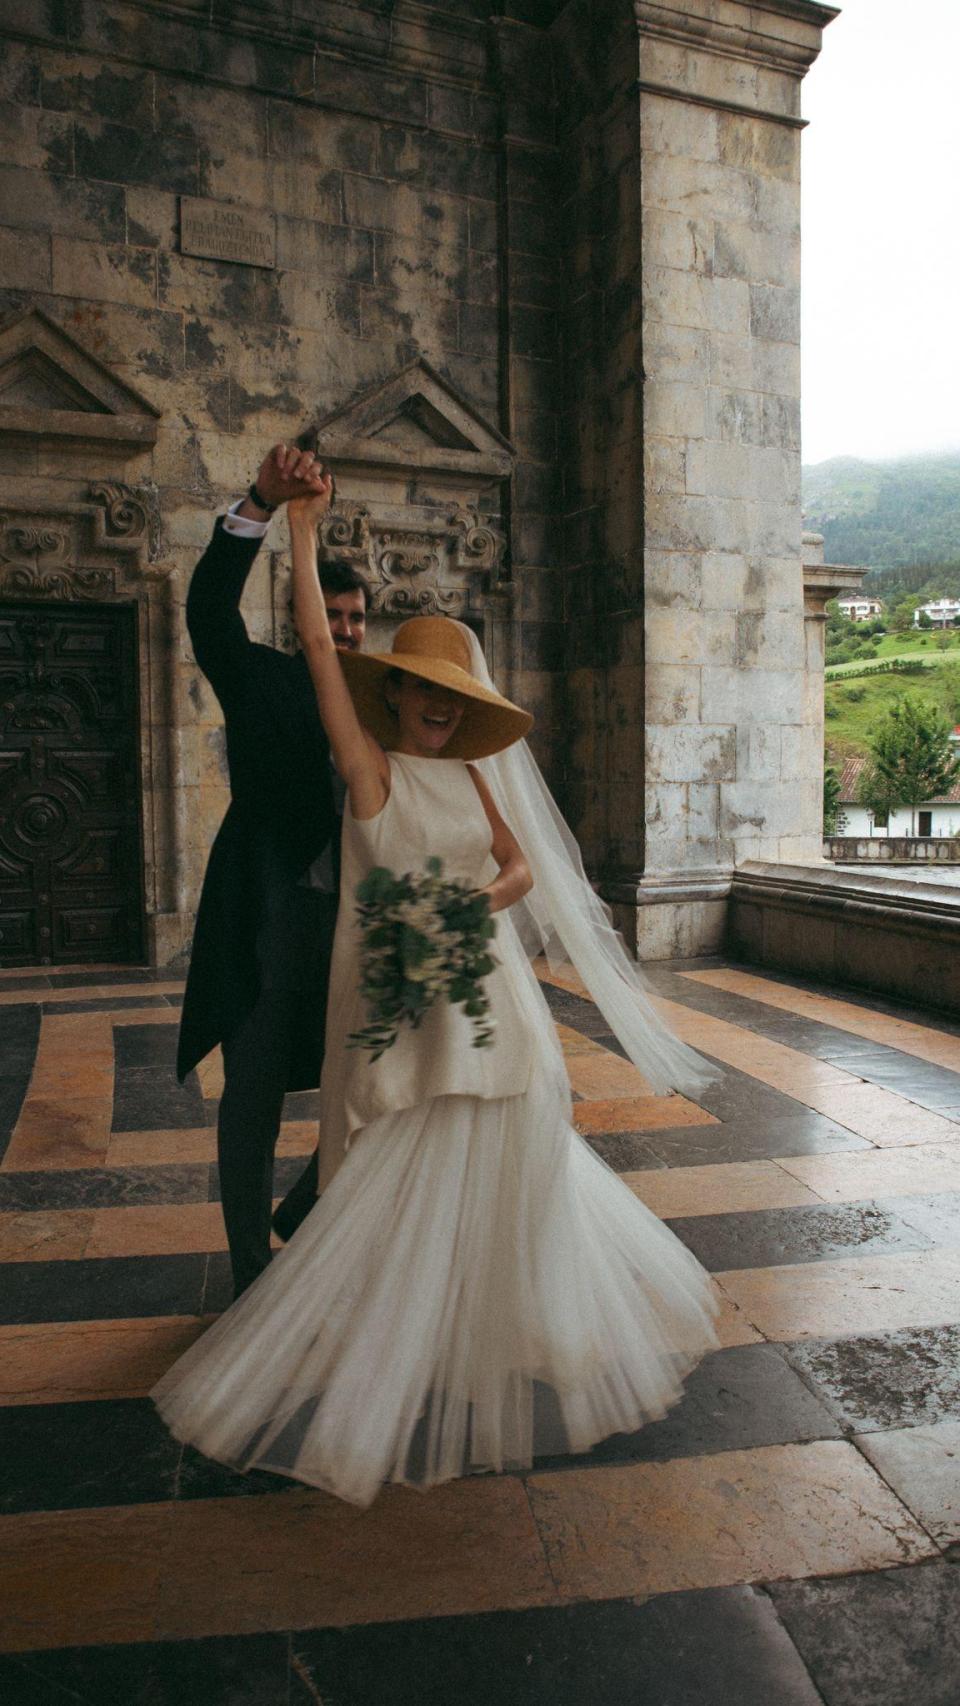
317;754;534;1172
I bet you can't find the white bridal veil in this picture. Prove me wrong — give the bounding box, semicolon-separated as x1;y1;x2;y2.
459;623;719;1099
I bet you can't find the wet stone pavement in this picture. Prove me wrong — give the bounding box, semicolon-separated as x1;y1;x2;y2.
0;957;959;1704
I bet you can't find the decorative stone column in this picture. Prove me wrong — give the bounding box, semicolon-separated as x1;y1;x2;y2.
611;0;840;957
801;529;866;850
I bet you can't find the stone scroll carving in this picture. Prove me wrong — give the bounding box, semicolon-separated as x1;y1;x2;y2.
317;503;506;618
0;482;166;602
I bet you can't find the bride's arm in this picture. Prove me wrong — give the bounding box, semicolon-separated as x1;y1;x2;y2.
288;490;388;820
467;767;533;913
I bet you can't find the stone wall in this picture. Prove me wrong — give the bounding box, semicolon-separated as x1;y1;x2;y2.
0;0;838;966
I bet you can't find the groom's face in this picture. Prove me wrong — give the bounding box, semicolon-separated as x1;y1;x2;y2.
324;590;367;652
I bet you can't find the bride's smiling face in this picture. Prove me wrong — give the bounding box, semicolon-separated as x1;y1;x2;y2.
387;674;467;755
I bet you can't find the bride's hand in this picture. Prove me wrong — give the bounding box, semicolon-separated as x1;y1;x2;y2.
287;470;335;528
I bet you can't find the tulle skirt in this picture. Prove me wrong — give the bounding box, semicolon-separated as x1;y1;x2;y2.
152;1073;718;1508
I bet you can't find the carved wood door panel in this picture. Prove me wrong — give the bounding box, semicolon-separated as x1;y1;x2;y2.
0;601;145;966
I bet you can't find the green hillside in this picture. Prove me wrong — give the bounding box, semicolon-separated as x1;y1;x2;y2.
802;452;960;591
825;657;960;762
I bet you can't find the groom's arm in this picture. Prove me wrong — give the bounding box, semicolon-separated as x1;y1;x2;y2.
186;443;329;706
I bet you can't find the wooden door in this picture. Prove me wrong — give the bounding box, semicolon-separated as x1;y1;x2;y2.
0;601;145;965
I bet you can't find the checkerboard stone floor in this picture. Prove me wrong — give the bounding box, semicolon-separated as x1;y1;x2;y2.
1;957;960;1704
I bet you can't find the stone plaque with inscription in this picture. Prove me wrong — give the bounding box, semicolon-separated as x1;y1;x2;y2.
179;197;276;269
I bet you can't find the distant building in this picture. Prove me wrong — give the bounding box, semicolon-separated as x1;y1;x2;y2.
837;596;883;623
914;598;960;628
835;754;960;838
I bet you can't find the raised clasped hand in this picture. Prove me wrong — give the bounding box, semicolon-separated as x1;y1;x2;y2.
256;443;334;513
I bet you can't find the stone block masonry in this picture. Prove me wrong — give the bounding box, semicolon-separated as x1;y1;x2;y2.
0;0;838;968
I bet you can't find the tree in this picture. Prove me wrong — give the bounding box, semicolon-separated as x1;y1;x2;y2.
858;694;960;834
918;608;934;629
890;603;913;633
823;763;841;835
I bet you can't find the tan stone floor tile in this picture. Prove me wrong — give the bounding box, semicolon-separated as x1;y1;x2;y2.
534;960;590;998
0;981;184;1006
777;1142;960;1202
0;1505;164;1652
157;1478;558;1640
685;968;960;1072
797;1080;960;1147
526;1440;936;1603
104;1120;316;1168
111;1007;180;1026
104;1127;218;1166
0;1481;558;1651
0;1317;210;1405
658;996;960;1144
86;1202;229;1259
573;1095;717;1134
0;962;156;979
716;1247;960;1341
195;1050;224;1098
27;1056;115;1098
0;1209;94;1261
555;1023;605;1058
712;1287;764;1348
2;1096;113;1171
564;1053;656;1100
857;1421;960;1547
624;1160;823;1218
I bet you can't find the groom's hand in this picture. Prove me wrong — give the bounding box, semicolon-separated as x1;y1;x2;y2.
240;444;333;519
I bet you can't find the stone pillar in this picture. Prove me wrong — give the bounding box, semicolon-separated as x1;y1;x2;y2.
615;0;839;957
802;530;866;850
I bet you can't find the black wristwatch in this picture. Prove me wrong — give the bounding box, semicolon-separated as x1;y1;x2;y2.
247;481;277;515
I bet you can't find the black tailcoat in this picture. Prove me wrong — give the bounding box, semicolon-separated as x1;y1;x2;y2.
176;519;336;1089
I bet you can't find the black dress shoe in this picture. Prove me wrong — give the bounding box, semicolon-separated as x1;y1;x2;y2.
271;1149;320;1243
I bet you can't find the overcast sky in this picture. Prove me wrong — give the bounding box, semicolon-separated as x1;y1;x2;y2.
801;0;960;467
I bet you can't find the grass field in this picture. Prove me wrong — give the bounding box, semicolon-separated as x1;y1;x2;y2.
824;658;960;761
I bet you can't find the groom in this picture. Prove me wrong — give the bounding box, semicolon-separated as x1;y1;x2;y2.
177;443;369;1297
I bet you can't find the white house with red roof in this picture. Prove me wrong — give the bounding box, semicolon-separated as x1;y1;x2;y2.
835;753;960;838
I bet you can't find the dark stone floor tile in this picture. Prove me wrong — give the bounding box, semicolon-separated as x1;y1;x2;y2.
292;1585;822;1706
582;1130;667;1171
113;1024;180;1070
111;1066;206;1132
200;1250;234;1313
0;1399;182;1514
0;1252;209;1324
0;1004;40;1162
646;1112;869;1168
669;1199;934;1272
769;1561;960;1706
893;1191;960;1247
49;995;173;1014
0;1633;292;1706
534;1344;841;1471
281;1089;323;1120
0;1163;212;1212
540;982;611;1036
0;974;52;991
784;1323;960;1432
48;969;156;988
272;1153;319;1195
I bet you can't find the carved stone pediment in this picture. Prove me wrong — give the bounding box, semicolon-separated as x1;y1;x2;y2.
0;309;160;449
313;357;513;480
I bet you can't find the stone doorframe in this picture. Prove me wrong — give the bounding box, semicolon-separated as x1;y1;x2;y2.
0;485;181;966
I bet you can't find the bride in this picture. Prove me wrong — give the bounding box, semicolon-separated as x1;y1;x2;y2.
152;473;720;1508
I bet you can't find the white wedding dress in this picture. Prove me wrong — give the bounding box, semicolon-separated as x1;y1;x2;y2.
153;753;718;1507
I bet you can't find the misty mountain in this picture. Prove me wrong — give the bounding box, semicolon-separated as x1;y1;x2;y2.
801;452;960;589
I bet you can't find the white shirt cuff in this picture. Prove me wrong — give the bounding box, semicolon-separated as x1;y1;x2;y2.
222;501;270;539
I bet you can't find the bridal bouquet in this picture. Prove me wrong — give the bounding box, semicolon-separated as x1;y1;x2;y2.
348;857;499;1061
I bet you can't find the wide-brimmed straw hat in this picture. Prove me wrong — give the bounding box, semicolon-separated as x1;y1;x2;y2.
339;617;532;760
